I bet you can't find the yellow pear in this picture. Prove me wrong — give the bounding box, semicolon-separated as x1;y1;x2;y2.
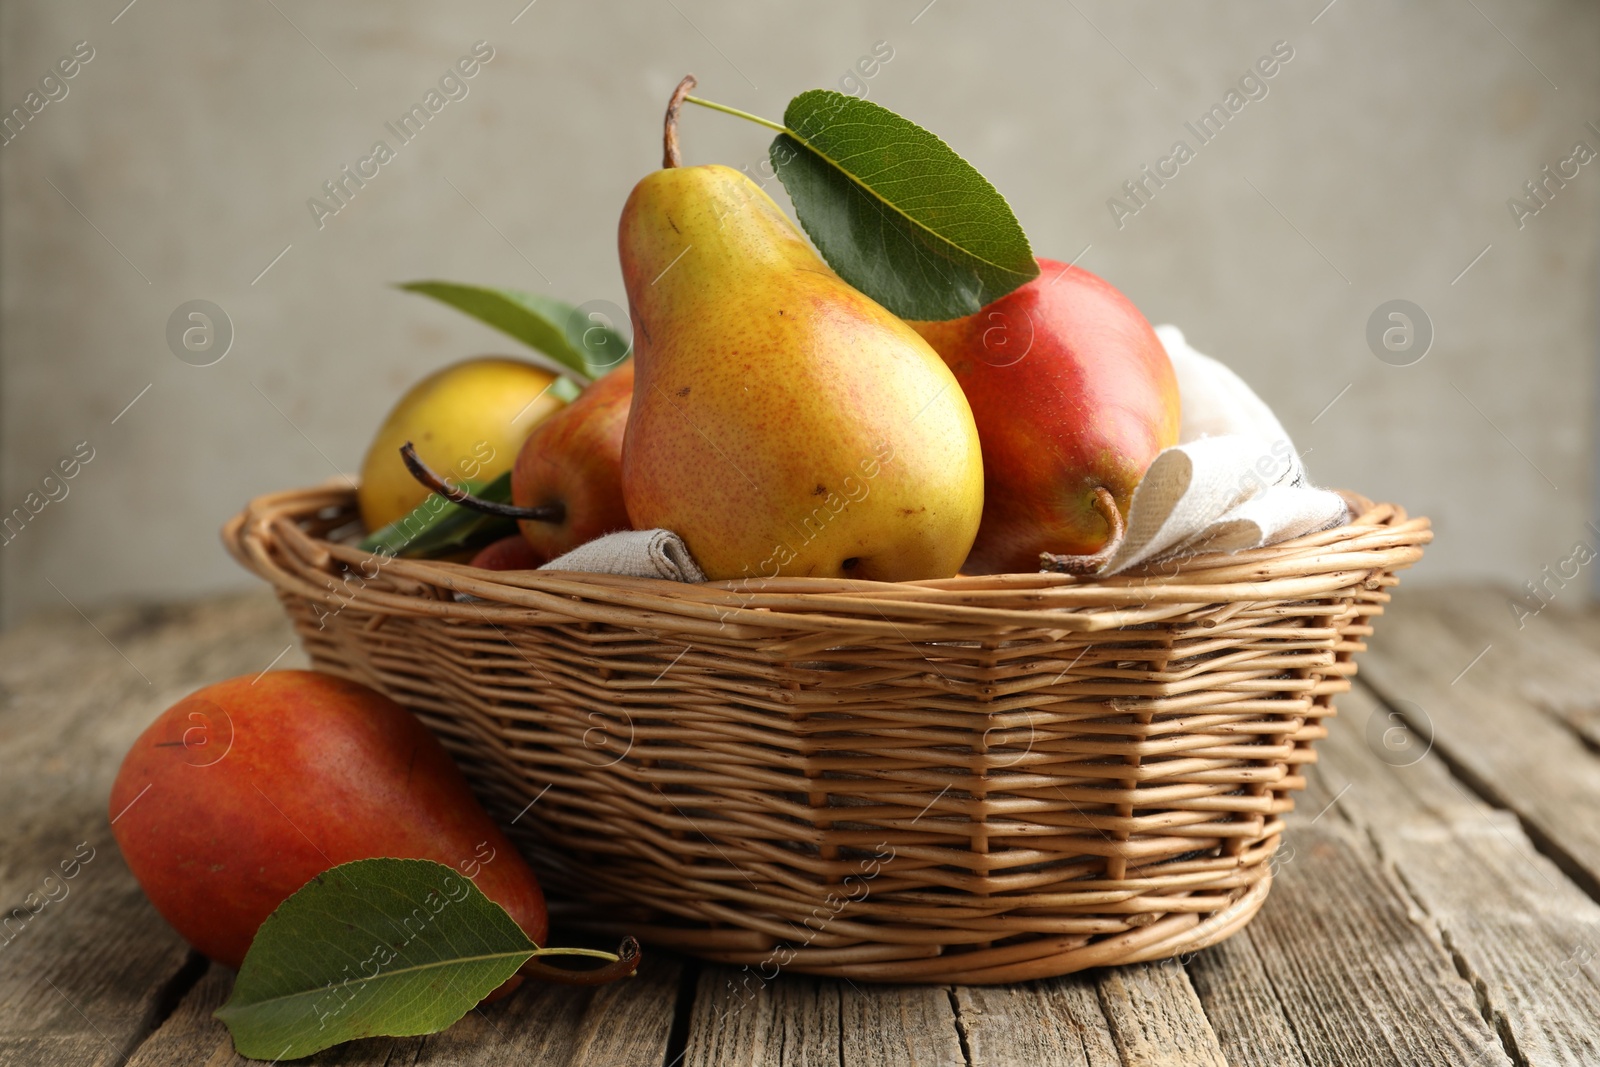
357;357;564;531
618;163;983;581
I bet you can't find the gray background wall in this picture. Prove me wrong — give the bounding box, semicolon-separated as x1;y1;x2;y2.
2;0;1595;625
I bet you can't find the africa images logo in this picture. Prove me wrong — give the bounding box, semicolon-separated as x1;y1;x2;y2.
1106;40;1295;229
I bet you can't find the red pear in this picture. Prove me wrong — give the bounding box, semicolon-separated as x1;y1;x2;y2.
910;259;1180;574
470;533;550;571
108;670;547;969
511;362;634;559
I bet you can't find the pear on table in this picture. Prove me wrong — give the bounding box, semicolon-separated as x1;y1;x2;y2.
108;671;548;972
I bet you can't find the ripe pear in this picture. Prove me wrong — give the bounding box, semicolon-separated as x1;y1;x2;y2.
910;259;1180;574
470;534;549;570
618;164;983;581
510;362;634;560
108;671;547;970
359;357;565;531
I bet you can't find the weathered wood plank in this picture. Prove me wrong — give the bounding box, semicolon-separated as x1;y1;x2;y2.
953;977;1121;1067
556;957;688;1066
684;966;967;1066
841;981;969;1067
1096;961;1227;1067
1214;816;1510;1066
1310;681;1600;1066
1182;928;1309;1067
14;587;1600;1066
1354;586;1600;896
1184;736;1513;1067
0;594;303;1067
955;960;1229;1067
1460;585;1600;750
679;966;779;1067
0;860;199;1067
124;956;684;1066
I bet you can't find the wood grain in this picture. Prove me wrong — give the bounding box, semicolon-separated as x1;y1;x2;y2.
1185;736;1517;1067
7;586;1599;1065
1459;585;1600;750
1225;816;1511;1066
1183;928;1309;1067
1183;677;1548;1067
1355;586;1600;897
0;595;303;1067
1312;682;1600;1066
1095;961;1227;1067
684;966;967;1066
842;982;969;1067
953;978;1121;1067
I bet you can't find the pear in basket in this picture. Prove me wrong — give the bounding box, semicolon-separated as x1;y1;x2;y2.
511;360;634;559
910;259;1180;574
358;357;566;532
404;362;635;565
615;80;984;582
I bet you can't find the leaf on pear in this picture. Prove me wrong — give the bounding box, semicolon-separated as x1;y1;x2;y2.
398;281;632;379
214;858;536;1061
769;90;1038;321
356;470;518;558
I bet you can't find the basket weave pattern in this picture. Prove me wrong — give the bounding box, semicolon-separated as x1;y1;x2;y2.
226;486;1429;984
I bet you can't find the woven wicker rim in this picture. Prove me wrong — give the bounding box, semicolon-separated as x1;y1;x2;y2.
224;483;1427;630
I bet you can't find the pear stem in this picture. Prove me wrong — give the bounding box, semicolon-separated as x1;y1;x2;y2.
516;937;641;986
1039;488;1126;575
662;75;698;168
398;442;565;524
682;95;789;135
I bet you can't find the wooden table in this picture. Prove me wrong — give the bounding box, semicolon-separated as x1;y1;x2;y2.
2;586;1597;1066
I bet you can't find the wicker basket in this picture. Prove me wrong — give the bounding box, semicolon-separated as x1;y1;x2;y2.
224;484;1429;984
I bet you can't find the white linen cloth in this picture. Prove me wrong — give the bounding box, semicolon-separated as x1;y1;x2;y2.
540;528;707;582
1097;325;1348;574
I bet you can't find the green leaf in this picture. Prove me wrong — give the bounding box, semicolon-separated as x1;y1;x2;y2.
770;90;1038;321
215;858;536;1061
398;281;632;379
355;471;517;558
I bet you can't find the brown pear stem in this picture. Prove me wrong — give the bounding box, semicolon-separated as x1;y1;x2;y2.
663;74;698;168
516;937;641;986
399;442;565;524
1040;488;1125;575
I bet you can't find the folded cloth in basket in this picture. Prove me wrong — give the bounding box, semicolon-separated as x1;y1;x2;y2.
1097;326;1349;574
541;527;707;582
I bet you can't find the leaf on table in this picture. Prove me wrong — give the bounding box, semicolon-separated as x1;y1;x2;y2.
356;470;517;558
769;89;1038;321
398;281;632;379
214;857;537;1061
